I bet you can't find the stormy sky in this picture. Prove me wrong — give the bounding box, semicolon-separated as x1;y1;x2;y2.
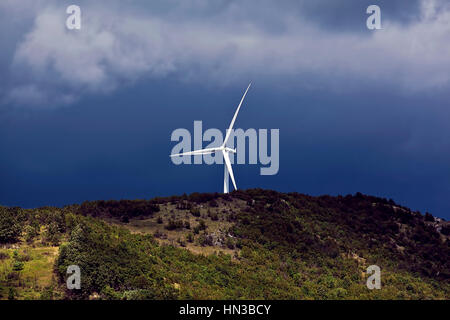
1;0;450;219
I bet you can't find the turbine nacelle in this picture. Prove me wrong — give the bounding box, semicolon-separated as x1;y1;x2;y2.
223;147;237;154
170;146;235;157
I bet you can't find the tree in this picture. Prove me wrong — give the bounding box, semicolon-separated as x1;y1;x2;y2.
424;212;434;222
0;207;24;243
24;224;39;243
43;222;62;246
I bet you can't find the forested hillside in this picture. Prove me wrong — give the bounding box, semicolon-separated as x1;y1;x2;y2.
1;189;449;299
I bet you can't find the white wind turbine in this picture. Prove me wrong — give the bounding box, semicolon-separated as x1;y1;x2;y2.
170;83;251;193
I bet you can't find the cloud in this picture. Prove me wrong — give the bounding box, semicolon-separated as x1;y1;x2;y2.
9;6;177;106
2;0;450;107
5;84;76;107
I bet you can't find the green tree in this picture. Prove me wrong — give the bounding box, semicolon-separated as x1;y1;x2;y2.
43;222;62;246
24;224;39;243
0;207;24;243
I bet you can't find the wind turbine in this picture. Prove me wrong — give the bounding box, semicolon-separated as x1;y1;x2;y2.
170;83;251;193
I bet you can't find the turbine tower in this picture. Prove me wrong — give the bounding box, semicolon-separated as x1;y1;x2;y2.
170;83;251;193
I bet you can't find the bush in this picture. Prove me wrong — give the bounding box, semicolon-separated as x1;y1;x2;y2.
199;220;207;230
78;199;160;220
209;199;219;207
225;238;235;249
177;238;186;247
13;261;24;271
193;220;207;234
210;212;219;221
190;208;201;217
101;286;122;300
193;226;200;235
15;250;31;262
8;288;16;300
0;252;9;260
186;233;194;243
197;233;213;247
165;219;184;230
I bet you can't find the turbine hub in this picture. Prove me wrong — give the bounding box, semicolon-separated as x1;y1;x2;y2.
224;147;237;154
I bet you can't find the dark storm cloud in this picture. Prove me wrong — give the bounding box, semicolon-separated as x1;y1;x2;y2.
1;0;450;107
293;0;423;31
124;0;424;31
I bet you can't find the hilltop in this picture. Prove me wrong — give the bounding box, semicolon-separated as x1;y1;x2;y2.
1;189;449;299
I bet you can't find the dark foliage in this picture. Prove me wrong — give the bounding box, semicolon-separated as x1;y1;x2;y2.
231;189;450;281
165;219;185;231
2;189;449;300
77;200;160;220
0;207;25;243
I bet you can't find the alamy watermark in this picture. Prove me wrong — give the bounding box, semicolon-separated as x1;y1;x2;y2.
170;121;279;176
366;5;382;30
66;5;81;30
366;265;381;290
66;265;81;290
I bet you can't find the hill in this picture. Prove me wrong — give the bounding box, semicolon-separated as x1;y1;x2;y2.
1;189;449;299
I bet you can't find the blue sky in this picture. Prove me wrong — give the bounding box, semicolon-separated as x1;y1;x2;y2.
1;0;450;219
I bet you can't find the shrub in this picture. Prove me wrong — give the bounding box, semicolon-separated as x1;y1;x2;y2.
13;261;24;271
209;199;219;207
190;208;201;217
101;286;122;300
177;238;186;247
165;219;184;230
198;220;207;231
15;250;31;262
210;212;219;221
193;226;200;235
78;200;160;219
197;233;213;247
225;238;235;249
186;233;194;243
8;288;16;300
0;252;9;260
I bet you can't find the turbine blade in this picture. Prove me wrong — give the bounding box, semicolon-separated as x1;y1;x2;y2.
223;83;251;146
170;147;218;157
222;150;237;191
